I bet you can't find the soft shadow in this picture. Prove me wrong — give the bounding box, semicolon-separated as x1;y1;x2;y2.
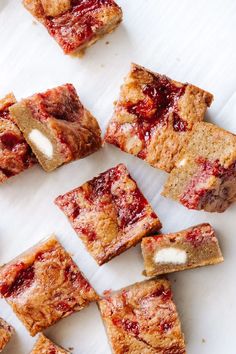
0;0;7;12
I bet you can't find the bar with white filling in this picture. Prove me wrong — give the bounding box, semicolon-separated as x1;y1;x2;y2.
9;84;102;172
141;223;223;277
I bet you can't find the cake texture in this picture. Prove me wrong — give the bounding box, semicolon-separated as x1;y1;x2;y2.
0;235;98;336
9;84;102;172
30;333;70;353
142;223;223;277
105;63;213;173
162;122;236;212
23;0;123;55
98;278;186;354
55;163;161;265
0;317;14;352
0;93;36;183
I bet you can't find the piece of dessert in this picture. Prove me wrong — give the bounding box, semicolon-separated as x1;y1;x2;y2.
142;223;223;277
9;84;102;172
105;63;213;173
0;235;98;336
55;163;161;265
162;122;236;212
0;93;36;183
30;334;70;353
98;278;186;354
0;317;14;352
23;0;123;55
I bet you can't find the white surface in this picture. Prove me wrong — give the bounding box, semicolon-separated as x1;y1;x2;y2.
28;129;54;159
154;248;187;265
0;0;236;353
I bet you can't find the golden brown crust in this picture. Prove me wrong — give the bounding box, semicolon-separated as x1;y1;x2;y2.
162;122;236;212
55;163;161;265
30;333;70;353
23;0;123;55
41;0;71;17
0;317;14;351
142;223;224;277
98;278;186;354
105;63;213;173
0;93;36;183
0;235;98;336
9;84;102;172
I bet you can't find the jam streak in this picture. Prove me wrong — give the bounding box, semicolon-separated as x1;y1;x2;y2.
180;157;236;209
123;68;187;155
0;264;35;298
45;0;118;53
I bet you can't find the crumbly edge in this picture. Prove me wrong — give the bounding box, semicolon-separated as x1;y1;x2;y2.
30;333;70;353
9;101;65;172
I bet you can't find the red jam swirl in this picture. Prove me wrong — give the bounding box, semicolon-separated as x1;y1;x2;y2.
0;264;35;298
45;0;118;54
124;68;187;145
180;157;236;209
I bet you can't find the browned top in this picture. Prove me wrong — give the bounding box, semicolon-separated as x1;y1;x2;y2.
10;84;102;168
105;63;213;172
142;223;219;252
0;317;14;351
0;93;36;183
41;0;71;17
99;278;186;354
0;235;98;336
23;0;123;54
30;333;70;353
162;122;236;212
55;163;161;265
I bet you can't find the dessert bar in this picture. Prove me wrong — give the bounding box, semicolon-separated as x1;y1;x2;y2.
0;317;14;352
0;93;36;183
98;278;186;354
23;0;123;55
0;235;98;336
105;63;213;172
163;122;236;212
10;84;102;172
55;163;161;265
30;333;70;353
142;223;223;277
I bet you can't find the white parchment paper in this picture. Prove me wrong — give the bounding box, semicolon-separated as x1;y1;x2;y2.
0;0;236;353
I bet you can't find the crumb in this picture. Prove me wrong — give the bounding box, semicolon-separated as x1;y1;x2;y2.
103;289;112;296
202;338;206;343
32;21;37;25
101;64;105;68
105;41;110;45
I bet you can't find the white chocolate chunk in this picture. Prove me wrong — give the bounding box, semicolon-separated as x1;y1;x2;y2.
28;129;53;159
154;248;187;264
176;158;187;167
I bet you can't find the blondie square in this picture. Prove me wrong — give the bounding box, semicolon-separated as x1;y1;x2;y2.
98;278;186;354
9;84;102;172
162;122;236;212
0;93;36;183
55;163;161;265
0;317;14;352
23;0;123;55
105;63;213;173
142;223;223;277
30;334;70;353
0;235;98;336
